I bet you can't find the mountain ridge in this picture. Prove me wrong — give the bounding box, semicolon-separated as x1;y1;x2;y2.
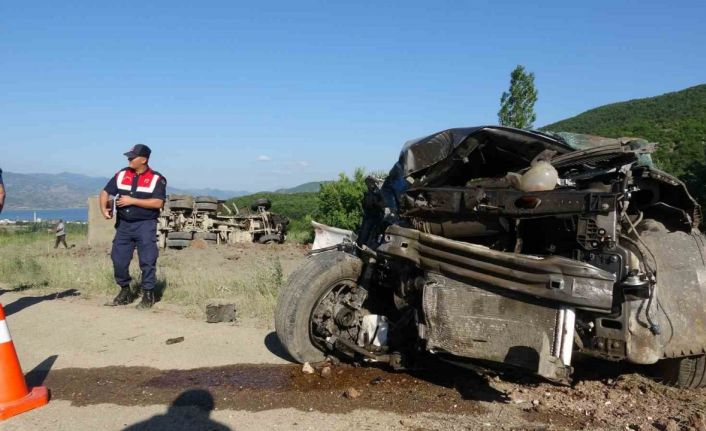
0;171;326;210
0;171;249;209
274;181;327;194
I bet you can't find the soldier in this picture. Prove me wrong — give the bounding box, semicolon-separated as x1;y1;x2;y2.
99;144;167;309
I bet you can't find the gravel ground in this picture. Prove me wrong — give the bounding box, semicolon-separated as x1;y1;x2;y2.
2;244;706;430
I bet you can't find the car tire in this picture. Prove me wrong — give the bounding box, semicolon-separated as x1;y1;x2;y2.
275;250;363;363
657;355;706;388
167;231;193;240
195;202;219;212
166;239;191;248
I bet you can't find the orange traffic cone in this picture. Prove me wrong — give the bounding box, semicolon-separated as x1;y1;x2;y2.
0;304;48;420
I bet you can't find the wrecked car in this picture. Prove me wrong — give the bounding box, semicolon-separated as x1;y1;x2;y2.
275;126;706;387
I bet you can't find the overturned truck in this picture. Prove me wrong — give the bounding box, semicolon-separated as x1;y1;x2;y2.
276;126;706;387
158;195;288;248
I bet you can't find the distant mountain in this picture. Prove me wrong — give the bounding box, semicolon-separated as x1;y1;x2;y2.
1;171;248;209
1;172;106;210
542;83;706;211
274;181;328;194
171;187;249;201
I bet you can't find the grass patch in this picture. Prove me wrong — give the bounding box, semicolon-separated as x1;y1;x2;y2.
157;248;287;324
0;227;305;327
0;222;87;246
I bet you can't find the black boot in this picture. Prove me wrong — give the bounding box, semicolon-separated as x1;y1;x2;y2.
106;286;132;306
136;289;155;310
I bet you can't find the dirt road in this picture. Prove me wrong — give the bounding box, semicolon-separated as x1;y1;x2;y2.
2;288;706;431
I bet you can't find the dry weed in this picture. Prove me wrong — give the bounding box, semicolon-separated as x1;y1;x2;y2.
0;230;306;326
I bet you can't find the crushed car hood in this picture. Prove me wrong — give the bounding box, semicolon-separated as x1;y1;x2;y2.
381;125;699;227
396;126;653;186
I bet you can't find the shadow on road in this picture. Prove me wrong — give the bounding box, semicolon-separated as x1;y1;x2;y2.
401;357;510;403
150;278;168;304
263;331;295;363
0;284;33;297
25;355;59;388
4;289;80;316
123;389;231;431
570;353;652;384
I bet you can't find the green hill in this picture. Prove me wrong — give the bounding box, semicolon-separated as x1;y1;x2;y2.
227;192;317;221
543;84;706;210
274;181;327;194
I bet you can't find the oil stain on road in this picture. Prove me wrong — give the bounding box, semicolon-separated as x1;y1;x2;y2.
43;362;493;415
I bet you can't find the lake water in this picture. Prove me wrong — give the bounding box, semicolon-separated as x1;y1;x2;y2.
0;208;88;222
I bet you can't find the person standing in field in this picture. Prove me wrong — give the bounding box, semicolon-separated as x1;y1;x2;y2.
54;219;68;248
99;144;167;310
0;167;5;215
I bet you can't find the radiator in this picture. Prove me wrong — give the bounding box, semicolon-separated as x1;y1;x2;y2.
421;272;573;382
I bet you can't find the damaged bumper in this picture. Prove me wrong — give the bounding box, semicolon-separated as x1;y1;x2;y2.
377;225;616;311
376;225;618;382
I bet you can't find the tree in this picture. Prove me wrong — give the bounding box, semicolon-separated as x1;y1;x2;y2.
498;65;538;129
314;168;367;231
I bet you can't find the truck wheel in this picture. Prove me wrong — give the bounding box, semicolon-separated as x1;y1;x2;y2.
194;232;218;241
275;250;363;363
258;234;281;244
195;196;218;204
657;355;706;388
251;198;272;211
167;231;193;240
169;199;193;210
166;239;191;249
195;202;218;212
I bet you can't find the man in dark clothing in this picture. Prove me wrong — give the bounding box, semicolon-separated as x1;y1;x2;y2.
99;144;167;309
0;168;5;215
357;176;386;248
54;219;68;248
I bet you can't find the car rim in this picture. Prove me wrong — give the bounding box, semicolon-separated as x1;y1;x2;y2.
309;280;359;351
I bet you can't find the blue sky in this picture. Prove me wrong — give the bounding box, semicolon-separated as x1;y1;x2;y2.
1;1;704;192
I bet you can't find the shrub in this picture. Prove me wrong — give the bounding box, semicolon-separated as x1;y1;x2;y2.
313;168;367;231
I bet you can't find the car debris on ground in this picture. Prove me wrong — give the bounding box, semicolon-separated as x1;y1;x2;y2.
205;303;237;323
165;336;185;345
